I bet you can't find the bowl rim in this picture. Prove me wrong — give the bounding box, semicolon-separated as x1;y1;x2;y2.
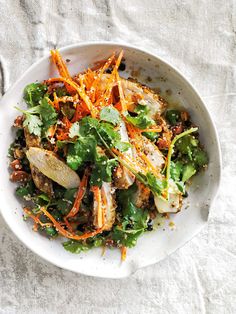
0;41;222;278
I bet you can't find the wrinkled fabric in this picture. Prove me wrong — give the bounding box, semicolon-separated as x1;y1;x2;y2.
0;1;236;313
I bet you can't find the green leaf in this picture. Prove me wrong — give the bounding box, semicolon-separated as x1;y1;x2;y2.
63;236;104;253
111;226;143;248
117;183;137;208
142;131;159;141
175;135;198;155
114;184;148;247
16;180;35;198
45;226;58;237
126;104;155;129
90;154;118;187
114;141;131;152
165;109;181;125
176;181;185;193
55;188;77;215
69;122;80;138
145;172;167;196
37;194;50;202
170;161;183;182
39;98;58;133
23;114;42;136
79;117;99;137
192;148;208;167
98;122;120;147
66;135;97;170
100;106;121;125
182;163;197;182
23;83;48;107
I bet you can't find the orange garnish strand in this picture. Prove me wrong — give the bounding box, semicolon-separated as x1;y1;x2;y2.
140;127;162;133
91;186;103;228
23;208;53;228
52;92;59;111
66;168;89;219
41;207;104;240
46;77;98;118
50;50;74;93
121;246;127;261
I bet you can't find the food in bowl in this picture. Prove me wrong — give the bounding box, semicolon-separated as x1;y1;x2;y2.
8;50;208;260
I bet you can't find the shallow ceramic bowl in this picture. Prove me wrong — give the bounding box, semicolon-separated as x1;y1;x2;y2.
0;42;221;278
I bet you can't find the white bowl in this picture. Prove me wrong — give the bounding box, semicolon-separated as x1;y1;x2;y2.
0;42;221;278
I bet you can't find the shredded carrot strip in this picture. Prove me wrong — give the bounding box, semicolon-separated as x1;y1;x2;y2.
66;168;89;219
121;246;127;261
41;207;104;240
46;77;98;118
50;50;75;94
140;127;162;133
91;186;103;228
53;92;59;111
101;50;124;106
101;186;108;226
23;208;53;228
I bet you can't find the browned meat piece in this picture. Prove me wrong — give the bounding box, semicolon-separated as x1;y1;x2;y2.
133;181;151;209
24;128;54;196
24;128;41;148
30;165;54;196
10;171;31;183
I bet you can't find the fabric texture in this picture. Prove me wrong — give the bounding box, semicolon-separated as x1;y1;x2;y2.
0;1;236;313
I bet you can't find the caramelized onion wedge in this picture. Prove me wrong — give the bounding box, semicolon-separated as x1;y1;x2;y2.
26;147;80;189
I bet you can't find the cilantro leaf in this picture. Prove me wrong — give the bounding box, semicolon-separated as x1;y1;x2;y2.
175;135;198;155
39;98;58;133
79;117;99;137
114;141;131;152
112;184;148;248
100;106;121;125
90;154;118;187
111;226;143;248
170;161;183;182
182;163;197;182
165;109;181;125
142;131;159;142
98;122;120;147
67;135;97;170
23;83;47;107
139;172;167;196
23;113;42;136
126;104;155;129
63;236;104;253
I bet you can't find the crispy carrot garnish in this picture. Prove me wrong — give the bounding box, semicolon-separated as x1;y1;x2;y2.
91;186;103;228
66;168;89;219
121;246;127;261
50;50;75;94
41;207;104;240
46;77;98;118
52;92;59;111
23;208;53;228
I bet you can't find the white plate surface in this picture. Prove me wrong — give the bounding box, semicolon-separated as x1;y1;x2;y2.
0;42;221;278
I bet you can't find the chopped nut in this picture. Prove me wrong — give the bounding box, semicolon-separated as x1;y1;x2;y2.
10;171;30;182
13;115;24;128
10;159;22;170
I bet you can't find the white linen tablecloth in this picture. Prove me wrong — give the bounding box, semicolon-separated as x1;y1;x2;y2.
0;1;235;313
